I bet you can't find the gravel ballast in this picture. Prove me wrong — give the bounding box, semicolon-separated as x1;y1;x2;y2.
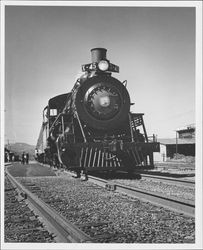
114;178;195;201
4;175;56;243
17;174;195;243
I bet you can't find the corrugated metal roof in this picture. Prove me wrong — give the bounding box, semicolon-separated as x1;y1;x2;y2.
158;138;195;145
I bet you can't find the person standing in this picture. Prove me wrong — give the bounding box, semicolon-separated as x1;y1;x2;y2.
26;153;29;164
21;152;25;164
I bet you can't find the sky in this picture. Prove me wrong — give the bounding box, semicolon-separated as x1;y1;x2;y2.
4;4;196;146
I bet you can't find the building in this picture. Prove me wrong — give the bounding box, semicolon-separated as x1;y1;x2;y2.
4;147;20;162
154;124;195;162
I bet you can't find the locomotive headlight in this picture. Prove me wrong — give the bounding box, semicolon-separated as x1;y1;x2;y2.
99;96;110;107
98;60;109;71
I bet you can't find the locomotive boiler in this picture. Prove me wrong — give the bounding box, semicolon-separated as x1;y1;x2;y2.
36;48;160;177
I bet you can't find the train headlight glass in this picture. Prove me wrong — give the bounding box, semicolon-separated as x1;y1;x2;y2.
98;60;109;71
99;96;110;107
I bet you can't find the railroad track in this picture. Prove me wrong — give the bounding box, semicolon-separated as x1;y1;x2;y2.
87;174;195;217
5;163;195;243
140;173;195;187
5;170;94;243
43;167;195;217
9;162;194;217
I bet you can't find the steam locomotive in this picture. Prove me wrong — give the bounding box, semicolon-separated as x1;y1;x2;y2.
36;48;160;177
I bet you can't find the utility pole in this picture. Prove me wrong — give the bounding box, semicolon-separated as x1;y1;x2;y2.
175;131;178;159
7;139;10;150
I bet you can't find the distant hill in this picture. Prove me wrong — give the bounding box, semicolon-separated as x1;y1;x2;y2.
5;142;35;159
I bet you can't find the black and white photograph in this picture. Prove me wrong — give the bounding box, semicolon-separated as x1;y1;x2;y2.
1;1;202;249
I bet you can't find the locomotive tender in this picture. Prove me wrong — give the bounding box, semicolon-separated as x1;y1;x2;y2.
36;48;160;176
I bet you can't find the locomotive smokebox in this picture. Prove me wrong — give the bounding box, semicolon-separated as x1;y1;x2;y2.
91;48;107;63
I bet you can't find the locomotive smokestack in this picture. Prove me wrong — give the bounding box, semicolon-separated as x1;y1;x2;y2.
91;48;107;63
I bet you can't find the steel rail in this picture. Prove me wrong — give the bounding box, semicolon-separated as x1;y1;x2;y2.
87;175;195;218
4;162;12;166
5;170;94;243
140;173;195;187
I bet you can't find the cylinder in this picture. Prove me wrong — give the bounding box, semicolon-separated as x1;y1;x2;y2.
91;48;107;63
